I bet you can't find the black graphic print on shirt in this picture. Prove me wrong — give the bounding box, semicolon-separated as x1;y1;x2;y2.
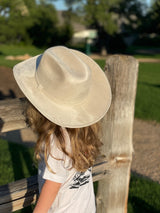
69;168;91;189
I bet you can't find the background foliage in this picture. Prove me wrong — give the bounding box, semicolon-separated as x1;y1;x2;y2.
0;0;160;50
0;0;73;47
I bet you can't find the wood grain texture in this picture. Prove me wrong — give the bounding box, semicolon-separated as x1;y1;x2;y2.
96;55;139;213
0;98;27;133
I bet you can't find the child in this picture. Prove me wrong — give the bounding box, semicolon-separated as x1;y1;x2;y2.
13;46;112;213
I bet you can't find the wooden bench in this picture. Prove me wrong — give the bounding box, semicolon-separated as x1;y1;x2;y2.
0;55;139;213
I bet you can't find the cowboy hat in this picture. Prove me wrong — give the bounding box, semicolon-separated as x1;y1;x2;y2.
13;46;111;128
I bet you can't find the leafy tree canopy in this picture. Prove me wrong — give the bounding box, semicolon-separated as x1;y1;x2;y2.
150;0;160;33
64;0;146;52
0;0;73;47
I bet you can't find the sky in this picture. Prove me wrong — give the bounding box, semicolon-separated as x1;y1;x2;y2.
53;0;67;10
52;0;151;11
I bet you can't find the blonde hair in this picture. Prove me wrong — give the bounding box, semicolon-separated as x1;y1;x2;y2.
26;101;102;172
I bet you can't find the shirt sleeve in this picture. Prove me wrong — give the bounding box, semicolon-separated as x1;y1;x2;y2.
43;134;71;183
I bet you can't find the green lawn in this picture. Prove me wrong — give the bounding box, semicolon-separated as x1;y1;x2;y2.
0;44;44;68
0;139;37;185
0;139;160;212
128;174;160;213
0;139;37;213
135;63;160;122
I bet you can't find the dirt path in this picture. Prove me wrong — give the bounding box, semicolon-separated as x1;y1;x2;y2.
132;119;160;183
0;66;160;184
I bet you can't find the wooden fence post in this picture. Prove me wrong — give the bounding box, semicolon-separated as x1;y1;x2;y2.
96;55;139;213
0;98;27;133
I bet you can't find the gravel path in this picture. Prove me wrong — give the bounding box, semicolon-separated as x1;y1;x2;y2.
132;119;160;183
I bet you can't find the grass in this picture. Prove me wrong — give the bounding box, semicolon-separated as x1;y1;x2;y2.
0;139;160;212
128;174;160;213
0;44;160;67
135;63;160;122
0;44;44;68
95;59;106;68
134;54;160;59
0;139;37;185
0;139;37;213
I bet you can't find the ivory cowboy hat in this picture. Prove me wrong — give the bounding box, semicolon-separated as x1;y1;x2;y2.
13;46;112;128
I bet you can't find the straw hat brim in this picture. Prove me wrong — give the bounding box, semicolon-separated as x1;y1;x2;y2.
13;49;112;128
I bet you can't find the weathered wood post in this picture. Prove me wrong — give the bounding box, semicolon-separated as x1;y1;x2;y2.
96;55;139;213
0;98;27;132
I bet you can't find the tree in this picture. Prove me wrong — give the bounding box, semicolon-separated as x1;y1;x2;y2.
0;0;73;46
65;0;148;52
65;0;123;52
65;0;129;53
27;2;73;47
130;0;160;47
149;0;160;34
0;0;32;43
27;3;59;47
117;0;147;34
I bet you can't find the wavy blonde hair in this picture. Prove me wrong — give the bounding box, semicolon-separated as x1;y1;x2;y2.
26;101;102;172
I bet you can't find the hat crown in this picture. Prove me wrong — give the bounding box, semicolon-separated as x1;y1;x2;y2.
13;45;112;128
35;46;91;104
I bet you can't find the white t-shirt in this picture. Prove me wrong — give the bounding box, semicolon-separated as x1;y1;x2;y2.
38;128;96;213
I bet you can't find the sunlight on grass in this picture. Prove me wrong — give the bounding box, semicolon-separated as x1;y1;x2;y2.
0;44;44;67
0;44;44;56
95;59;106;69
135;63;160;122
